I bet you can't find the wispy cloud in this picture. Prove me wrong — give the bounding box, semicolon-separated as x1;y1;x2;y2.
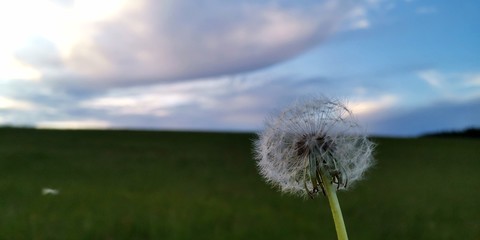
418;70;443;88
345;6;370;30
416;70;480;100
464;73;480;87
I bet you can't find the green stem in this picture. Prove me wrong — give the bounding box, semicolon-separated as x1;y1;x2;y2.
321;174;349;240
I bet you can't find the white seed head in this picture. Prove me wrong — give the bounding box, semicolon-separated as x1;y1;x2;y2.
254;97;374;198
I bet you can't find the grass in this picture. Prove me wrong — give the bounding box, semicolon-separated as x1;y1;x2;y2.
0;128;479;239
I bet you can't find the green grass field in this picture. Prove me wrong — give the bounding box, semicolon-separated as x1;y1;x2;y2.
0;128;478;239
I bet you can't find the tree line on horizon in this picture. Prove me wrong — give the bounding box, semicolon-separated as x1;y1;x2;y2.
421;127;480;138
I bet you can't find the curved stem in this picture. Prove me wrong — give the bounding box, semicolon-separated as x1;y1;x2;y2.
321;173;349;240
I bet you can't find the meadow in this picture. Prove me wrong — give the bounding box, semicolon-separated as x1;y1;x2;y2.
0;128;478;239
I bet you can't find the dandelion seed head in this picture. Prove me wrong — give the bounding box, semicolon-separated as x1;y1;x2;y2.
254;97;375;198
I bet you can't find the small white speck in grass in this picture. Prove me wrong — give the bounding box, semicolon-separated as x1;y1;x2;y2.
42;188;59;195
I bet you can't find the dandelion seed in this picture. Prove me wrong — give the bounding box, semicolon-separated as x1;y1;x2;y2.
254;96;375;240
254;96;374;197
42;188;59;195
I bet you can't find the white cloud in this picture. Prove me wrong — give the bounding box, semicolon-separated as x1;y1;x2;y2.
36;120;110;129
81;93;194;117
416;70;480;100
0;96;36;110
0;58;42;81
347;95;397;115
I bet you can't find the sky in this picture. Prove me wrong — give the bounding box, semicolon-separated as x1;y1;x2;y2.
0;0;479;136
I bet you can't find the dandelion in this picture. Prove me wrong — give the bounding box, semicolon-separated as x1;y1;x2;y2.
254;96;374;240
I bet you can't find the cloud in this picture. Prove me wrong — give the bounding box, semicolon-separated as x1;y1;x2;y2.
36;120;110;129
6;0;477;137
75;75;286;130
81;91;194;117
0;78;107;127
345;6;370;30
70;72;404;131
14;37;64;77
0;58;42;81
414;69;480;101
347;95;397;115
65;0;348;85
2;67;478;136
0;66;409;132
464;73;480;87
0;96;36;110
13;0;373;88
367;97;480;136
0;72;337;131
50;0;73;7
418;70;443;88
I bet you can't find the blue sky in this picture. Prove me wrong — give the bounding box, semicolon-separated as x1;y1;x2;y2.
0;0;479;136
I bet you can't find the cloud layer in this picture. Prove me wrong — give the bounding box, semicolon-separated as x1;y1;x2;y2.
16;0;367;87
2;0;479;136
367;98;480;136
